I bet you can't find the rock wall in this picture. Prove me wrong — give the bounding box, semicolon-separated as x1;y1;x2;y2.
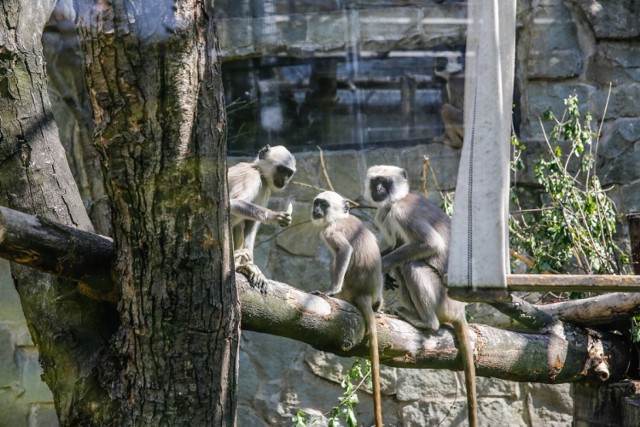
233;0;640;425
1;0;639;426
0;260;58;427
517;0;640;215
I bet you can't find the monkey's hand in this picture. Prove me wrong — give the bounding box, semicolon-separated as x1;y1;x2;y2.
269;210;292;227
236;262;268;293
384;273;398;290
311;289;340;299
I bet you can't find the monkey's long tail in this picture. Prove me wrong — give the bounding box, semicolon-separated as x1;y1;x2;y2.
369;317;383;427
454;320;478;427
358;299;383;427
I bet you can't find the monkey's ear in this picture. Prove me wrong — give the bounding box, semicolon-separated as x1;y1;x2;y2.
345;199;359;211
258;145;271;160
401;169;408;180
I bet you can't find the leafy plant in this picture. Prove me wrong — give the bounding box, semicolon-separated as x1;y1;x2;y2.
509;94;629;276
291;411;310;427
292;359;372;427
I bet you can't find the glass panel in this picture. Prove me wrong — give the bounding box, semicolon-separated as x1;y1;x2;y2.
215;0;467;154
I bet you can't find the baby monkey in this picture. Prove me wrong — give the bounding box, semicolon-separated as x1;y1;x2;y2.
311;191;384;427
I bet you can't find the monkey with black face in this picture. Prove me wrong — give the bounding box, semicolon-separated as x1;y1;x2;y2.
364;165;477;427
228;144;296;288
311;191;384;427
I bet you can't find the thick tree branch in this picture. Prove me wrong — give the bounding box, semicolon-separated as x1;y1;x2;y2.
489;293;556;330
236;275;630;383
0;205;114;293
0;204;635;383
538;292;640;326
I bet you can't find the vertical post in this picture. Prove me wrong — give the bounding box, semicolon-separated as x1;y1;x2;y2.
628;213;640;275
447;0;516;301
573;381;640;427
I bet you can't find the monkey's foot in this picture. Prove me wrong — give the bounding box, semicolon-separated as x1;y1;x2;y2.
234;248;253;266
392;307;439;331
236;262;268;293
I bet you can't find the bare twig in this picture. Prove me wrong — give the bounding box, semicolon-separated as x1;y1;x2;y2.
318;146;335;192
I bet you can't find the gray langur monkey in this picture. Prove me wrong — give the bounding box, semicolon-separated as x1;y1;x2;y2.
364;165;477;427
228;144;296;288
311;191;384;427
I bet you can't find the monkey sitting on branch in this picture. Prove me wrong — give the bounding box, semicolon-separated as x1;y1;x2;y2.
363;165;477;427
228;145;296;289
311;191;384;427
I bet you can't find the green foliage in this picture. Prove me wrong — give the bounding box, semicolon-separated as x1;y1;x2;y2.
440;192;455;217
292;359;372;427
510;94;629;275
291;411;310;427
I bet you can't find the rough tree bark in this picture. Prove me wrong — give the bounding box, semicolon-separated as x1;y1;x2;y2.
1;0;238;424
43;3;112;235
72;0;239;425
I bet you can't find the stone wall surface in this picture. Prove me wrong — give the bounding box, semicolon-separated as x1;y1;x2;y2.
1;0;640;425
0;260;58;427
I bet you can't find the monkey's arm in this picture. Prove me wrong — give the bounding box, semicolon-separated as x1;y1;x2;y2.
230;200;292;226
381;238;446;273
325;233;353;295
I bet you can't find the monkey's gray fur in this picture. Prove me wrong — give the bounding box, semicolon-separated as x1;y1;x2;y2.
311;191;384;427
364;165;477;427
228;145;296;288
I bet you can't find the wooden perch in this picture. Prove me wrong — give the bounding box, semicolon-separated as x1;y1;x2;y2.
0;204;636;382
508;274;640;292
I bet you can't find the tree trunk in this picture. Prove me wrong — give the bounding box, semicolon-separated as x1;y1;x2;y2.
573;381;640;427
43;4;112;236
74;0;239;425
0;1;119;423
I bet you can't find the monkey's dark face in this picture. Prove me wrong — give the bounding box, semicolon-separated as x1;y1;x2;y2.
273;165;295;190
312;198;329;221
369;176;392;203
364;166;410;207
312;191;350;226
